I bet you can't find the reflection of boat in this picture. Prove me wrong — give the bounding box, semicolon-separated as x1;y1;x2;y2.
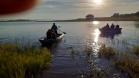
39;33;64;47
99;27;122;39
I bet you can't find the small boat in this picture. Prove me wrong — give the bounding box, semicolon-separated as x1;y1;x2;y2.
99;27;122;34
39;33;64;46
99;27;122;39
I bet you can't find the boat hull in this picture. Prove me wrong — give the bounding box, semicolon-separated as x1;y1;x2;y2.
39;34;64;47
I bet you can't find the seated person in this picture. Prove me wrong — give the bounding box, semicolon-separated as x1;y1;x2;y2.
115;25;120;29
111;23;115;29
46;29;57;39
46;29;52;39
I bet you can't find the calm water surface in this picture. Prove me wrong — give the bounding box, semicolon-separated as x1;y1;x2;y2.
0;21;139;78
0;21;139;49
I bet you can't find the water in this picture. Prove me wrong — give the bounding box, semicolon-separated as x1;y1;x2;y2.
0;21;139;78
0;21;139;49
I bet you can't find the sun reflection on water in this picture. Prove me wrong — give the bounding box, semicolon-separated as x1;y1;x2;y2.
93;29;101;43
92;21;99;25
92;28;101;57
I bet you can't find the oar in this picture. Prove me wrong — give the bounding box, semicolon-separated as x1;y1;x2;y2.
58;26;66;34
59;29;66;34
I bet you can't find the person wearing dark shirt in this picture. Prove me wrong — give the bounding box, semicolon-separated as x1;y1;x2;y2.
51;23;58;35
46;29;57;39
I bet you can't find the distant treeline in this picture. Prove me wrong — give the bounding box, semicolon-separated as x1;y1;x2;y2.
111;11;139;18
1;11;139;22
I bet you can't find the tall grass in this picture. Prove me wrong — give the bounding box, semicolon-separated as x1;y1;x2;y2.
114;55;139;78
98;45;116;59
0;44;51;78
99;45;139;78
133;46;139;56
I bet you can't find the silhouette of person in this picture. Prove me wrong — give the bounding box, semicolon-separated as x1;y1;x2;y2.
105;23;110;30
111;23;115;29
46;29;56;39
115;25;120;29
51;23;58;35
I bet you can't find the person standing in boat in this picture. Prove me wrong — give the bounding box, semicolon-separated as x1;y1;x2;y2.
51;23;58;35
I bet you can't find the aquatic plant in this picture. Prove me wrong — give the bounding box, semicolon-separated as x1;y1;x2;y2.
0;44;51;78
114;55;139;78
98;45;116;59
133;46;139;56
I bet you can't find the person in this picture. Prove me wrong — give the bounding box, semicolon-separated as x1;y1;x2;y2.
105;23;110;30
111;23;115;29
51;23;58;35
115;25;120;29
46;29;52;39
102;23;109;31
51;29;57;39
46;29;57;39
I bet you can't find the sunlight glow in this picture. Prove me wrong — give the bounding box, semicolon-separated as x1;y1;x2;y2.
92;0;103;5
92;21;99;25
90;28;101;57
93;29;101;43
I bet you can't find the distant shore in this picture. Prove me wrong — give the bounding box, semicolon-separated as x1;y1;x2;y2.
0;17;139;22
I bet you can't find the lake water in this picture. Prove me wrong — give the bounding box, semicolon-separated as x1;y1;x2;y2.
0;21;139;49
0;21;139;78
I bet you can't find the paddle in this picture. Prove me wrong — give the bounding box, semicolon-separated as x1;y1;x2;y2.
58;26;66;34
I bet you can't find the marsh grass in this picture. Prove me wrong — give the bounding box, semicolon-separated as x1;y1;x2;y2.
114;55;139;78
133;46;139;56
99;45;139;78
98;45;116;59
0;44;51;78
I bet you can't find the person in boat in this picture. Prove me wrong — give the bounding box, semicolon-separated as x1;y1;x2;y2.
111;23;115;29
115;25;120;30
101;23;110;32
115;24;122;33
51;23;58;35
105;23;110;30
46;29;57;39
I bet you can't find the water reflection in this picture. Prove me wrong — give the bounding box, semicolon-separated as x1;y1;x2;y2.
92;29;101;57
85;27;102;77
86;28;101;59
92;21;99;25
93;29;101;43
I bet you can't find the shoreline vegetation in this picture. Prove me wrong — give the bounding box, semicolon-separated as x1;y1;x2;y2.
0;11;139;22
98;45;139;78
0;44;52;78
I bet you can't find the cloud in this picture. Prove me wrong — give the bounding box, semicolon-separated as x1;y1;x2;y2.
0;0;139;19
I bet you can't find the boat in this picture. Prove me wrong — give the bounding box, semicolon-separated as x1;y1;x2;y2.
99;27;122;34
99;26;122;39
39;33;64;47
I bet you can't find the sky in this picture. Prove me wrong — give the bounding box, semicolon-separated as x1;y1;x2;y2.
1;0;139;20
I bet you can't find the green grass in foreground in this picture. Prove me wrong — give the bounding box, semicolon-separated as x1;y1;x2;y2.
0;44;52;78
98;45;139;78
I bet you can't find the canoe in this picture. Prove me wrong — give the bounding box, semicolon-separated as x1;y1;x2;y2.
39;33;64;46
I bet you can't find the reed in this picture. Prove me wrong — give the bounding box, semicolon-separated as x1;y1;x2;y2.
133;46;139;56
98;45;116;59
0;44;52;78
114;55;139;78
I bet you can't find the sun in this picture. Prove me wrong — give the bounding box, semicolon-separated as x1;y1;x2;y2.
92;0;103;5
